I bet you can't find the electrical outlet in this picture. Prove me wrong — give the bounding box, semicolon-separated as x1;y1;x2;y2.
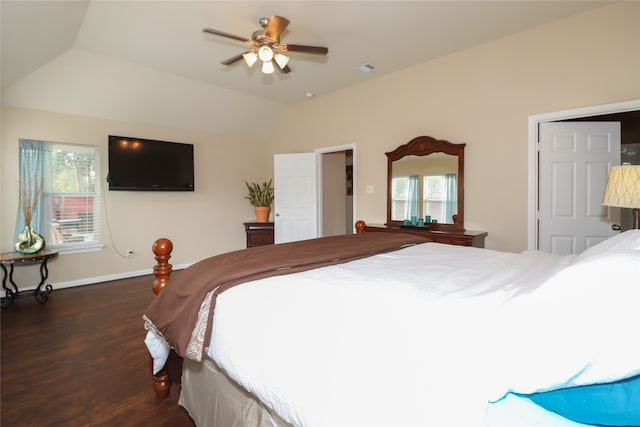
126;249;134;257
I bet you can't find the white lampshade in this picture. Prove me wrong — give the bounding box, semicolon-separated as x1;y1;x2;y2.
274;53;289;69
243;51;258;67
261;60;275;74
602;165;640;208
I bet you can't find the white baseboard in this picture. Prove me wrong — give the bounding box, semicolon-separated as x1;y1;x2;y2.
1;262;192;297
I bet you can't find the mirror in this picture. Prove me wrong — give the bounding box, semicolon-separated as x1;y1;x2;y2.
386;136;465;231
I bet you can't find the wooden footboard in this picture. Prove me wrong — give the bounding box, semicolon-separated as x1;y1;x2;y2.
150;238;183;398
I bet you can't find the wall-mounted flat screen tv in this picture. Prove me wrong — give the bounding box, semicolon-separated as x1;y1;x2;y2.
108;135;194;191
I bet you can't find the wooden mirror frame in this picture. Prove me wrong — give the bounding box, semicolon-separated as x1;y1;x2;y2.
386;136;465;231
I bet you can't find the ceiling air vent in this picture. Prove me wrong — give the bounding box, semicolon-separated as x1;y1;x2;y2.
356;64;375;74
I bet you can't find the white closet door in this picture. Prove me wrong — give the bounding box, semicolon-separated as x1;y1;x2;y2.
538;122;620;254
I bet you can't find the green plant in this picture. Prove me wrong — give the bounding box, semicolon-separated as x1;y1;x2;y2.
244;179;274;207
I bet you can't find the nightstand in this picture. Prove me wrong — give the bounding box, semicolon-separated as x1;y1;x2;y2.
243;222;274;248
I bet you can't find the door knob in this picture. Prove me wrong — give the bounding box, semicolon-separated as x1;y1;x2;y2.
612;224;621;231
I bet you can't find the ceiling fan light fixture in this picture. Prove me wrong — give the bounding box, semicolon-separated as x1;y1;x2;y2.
242;50;258;68
204;15;328;75
274;53;289;69
242;51;258;67
258;45;274;62
261;60;275;74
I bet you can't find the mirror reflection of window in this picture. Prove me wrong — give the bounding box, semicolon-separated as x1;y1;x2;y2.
392;176;420;220
392;173;457;223
423;175;444;223
392;176;409;220
390;153;458;224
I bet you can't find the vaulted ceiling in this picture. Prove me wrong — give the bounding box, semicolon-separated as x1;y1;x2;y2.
1;1;610;105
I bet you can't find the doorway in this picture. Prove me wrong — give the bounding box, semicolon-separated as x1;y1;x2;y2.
317;145;356;237
274;144;356;244
527;100;640;250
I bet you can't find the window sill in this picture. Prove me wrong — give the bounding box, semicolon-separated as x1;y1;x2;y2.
51;244;104;255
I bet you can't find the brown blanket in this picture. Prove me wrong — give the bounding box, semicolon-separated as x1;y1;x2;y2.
144;232;429;360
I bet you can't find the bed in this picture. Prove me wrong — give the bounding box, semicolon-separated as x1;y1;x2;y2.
144;229;640;427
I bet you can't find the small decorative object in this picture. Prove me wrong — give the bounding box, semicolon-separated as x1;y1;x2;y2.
15;178;46;253
425;215;431;223
15;226;45;254
245;179;274;223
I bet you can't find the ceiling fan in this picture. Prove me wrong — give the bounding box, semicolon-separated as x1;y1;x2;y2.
203;15;329;75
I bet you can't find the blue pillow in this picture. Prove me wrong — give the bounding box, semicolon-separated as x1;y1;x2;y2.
526;374;640;426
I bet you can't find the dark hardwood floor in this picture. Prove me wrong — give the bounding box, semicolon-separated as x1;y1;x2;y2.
1;275;195;427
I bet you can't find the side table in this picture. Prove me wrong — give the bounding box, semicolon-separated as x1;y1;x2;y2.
243;222;274;248
0;249;59;308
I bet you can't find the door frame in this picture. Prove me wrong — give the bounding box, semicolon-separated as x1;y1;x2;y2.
315;144;357;236
527;99;640;250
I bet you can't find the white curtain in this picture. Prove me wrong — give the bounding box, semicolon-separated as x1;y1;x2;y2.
443;173;457;223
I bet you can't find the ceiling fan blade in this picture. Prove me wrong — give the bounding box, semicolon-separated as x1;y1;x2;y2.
280;44;328;55
221;52;245;66
265;15;290;41
203;28;253;44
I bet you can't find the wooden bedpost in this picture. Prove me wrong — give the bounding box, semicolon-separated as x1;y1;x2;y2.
355;220;366;233
152;238;173;296
151;238;174;398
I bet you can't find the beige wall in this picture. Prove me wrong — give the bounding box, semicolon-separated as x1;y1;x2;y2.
1;2;638;287
1;106;268;287
271;1;640;252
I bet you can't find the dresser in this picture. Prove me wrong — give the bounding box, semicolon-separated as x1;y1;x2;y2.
355;221;487;248
243;222;274;248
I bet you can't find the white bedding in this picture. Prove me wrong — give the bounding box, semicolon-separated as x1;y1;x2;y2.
208;243;573;426
146;230;640;426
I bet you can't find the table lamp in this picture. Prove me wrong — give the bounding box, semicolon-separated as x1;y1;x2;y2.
602;165;640;229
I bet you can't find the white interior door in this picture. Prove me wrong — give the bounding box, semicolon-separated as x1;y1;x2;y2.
538;122;621;254
274;153;317;244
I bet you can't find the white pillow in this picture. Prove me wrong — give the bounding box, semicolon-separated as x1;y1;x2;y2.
492;249;640;398
573;230;640;264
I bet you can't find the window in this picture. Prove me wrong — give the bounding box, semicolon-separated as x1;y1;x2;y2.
392;175;420;220
17;139;100;251
391;176;409;219
423;175;445;223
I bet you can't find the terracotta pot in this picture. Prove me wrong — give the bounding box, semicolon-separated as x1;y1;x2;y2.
254;206;271;223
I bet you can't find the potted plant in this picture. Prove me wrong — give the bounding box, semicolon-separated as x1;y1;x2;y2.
245;179;274;223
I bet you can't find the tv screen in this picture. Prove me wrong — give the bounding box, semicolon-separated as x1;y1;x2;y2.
108;135;194;191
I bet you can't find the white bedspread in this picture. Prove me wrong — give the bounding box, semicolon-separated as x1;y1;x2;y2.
206;242;575;426
145;230;640;426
